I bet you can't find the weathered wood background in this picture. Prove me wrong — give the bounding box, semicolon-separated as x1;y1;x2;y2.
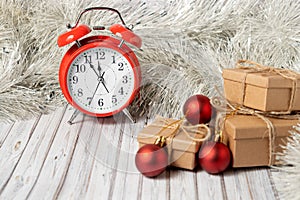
0;105;280;199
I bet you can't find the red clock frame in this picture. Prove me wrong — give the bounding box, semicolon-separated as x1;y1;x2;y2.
59;35;141;117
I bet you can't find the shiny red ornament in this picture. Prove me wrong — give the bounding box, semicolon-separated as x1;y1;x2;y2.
198;141;231;174
183;95;212;125
135;144;168;177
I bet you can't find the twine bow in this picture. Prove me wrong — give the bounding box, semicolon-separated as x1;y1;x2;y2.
151;116;211;143
236;60;299;114
150;116;211;164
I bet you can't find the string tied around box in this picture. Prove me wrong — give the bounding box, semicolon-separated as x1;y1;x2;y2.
151;116;211;162
212;89;278;166
236;59;299;114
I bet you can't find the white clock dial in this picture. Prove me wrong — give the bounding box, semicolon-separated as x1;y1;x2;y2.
67;47;135;114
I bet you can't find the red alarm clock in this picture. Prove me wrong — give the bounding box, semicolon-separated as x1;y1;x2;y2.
57;7;142;124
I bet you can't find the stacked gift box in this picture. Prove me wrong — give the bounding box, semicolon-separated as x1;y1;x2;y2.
222;61;300;167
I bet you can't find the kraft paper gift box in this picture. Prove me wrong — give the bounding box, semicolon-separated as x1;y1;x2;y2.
222;68;300;112
222;114;298;168
137;117;208;170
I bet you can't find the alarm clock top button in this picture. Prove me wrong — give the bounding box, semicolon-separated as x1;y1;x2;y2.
57;24;91;47
109;24;142;48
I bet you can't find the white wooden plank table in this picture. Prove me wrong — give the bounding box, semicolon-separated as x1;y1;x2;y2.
0;106;280;200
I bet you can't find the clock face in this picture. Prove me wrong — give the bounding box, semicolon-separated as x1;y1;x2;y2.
67;47;135;115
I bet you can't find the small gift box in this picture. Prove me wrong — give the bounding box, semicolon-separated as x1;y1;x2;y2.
222;62;300;112
222;114;298;167
137;116;209;170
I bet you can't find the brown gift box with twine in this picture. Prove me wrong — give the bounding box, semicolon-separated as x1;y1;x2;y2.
222;114;298;167
137;116;210;170
222;60;300;112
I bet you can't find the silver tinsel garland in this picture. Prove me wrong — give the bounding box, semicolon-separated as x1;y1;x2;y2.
1;0;300;198
274;128;300;200
1;0;300;121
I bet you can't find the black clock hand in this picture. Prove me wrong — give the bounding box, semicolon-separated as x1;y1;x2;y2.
102;82;110;94
97;61;101;75
89;79;102;105
89;72;107;105
100;72;110;93
87;60;100;78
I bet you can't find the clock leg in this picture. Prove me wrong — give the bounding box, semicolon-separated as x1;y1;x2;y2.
122;108;136;123
68;109;81;125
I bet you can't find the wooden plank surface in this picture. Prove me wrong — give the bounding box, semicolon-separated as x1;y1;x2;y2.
110;115;146;200
57;116;104;199
196;170;224;200
0;106;66;199
170;170;198;200
0;107;280;200
0;118;39;194
84;114;125;200
223;169;253;200
25;106;84;199
0;122;14;149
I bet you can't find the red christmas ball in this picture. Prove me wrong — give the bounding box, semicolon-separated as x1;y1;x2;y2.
183;95;212;125
135;144;168;177
198;141;231;174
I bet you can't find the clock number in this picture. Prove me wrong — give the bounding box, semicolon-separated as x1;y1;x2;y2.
122;75;128;84
75;64;86;73
84;55;92;63
118;87;124;95
72;76;78;84
98;98;104;107
112;95;117;104
78;88;83;97
112;55;116;64
96;51;105;60
118;63;124;71
87;97;92;105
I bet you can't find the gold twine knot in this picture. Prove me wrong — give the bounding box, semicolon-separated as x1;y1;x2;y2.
151;116;211;144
